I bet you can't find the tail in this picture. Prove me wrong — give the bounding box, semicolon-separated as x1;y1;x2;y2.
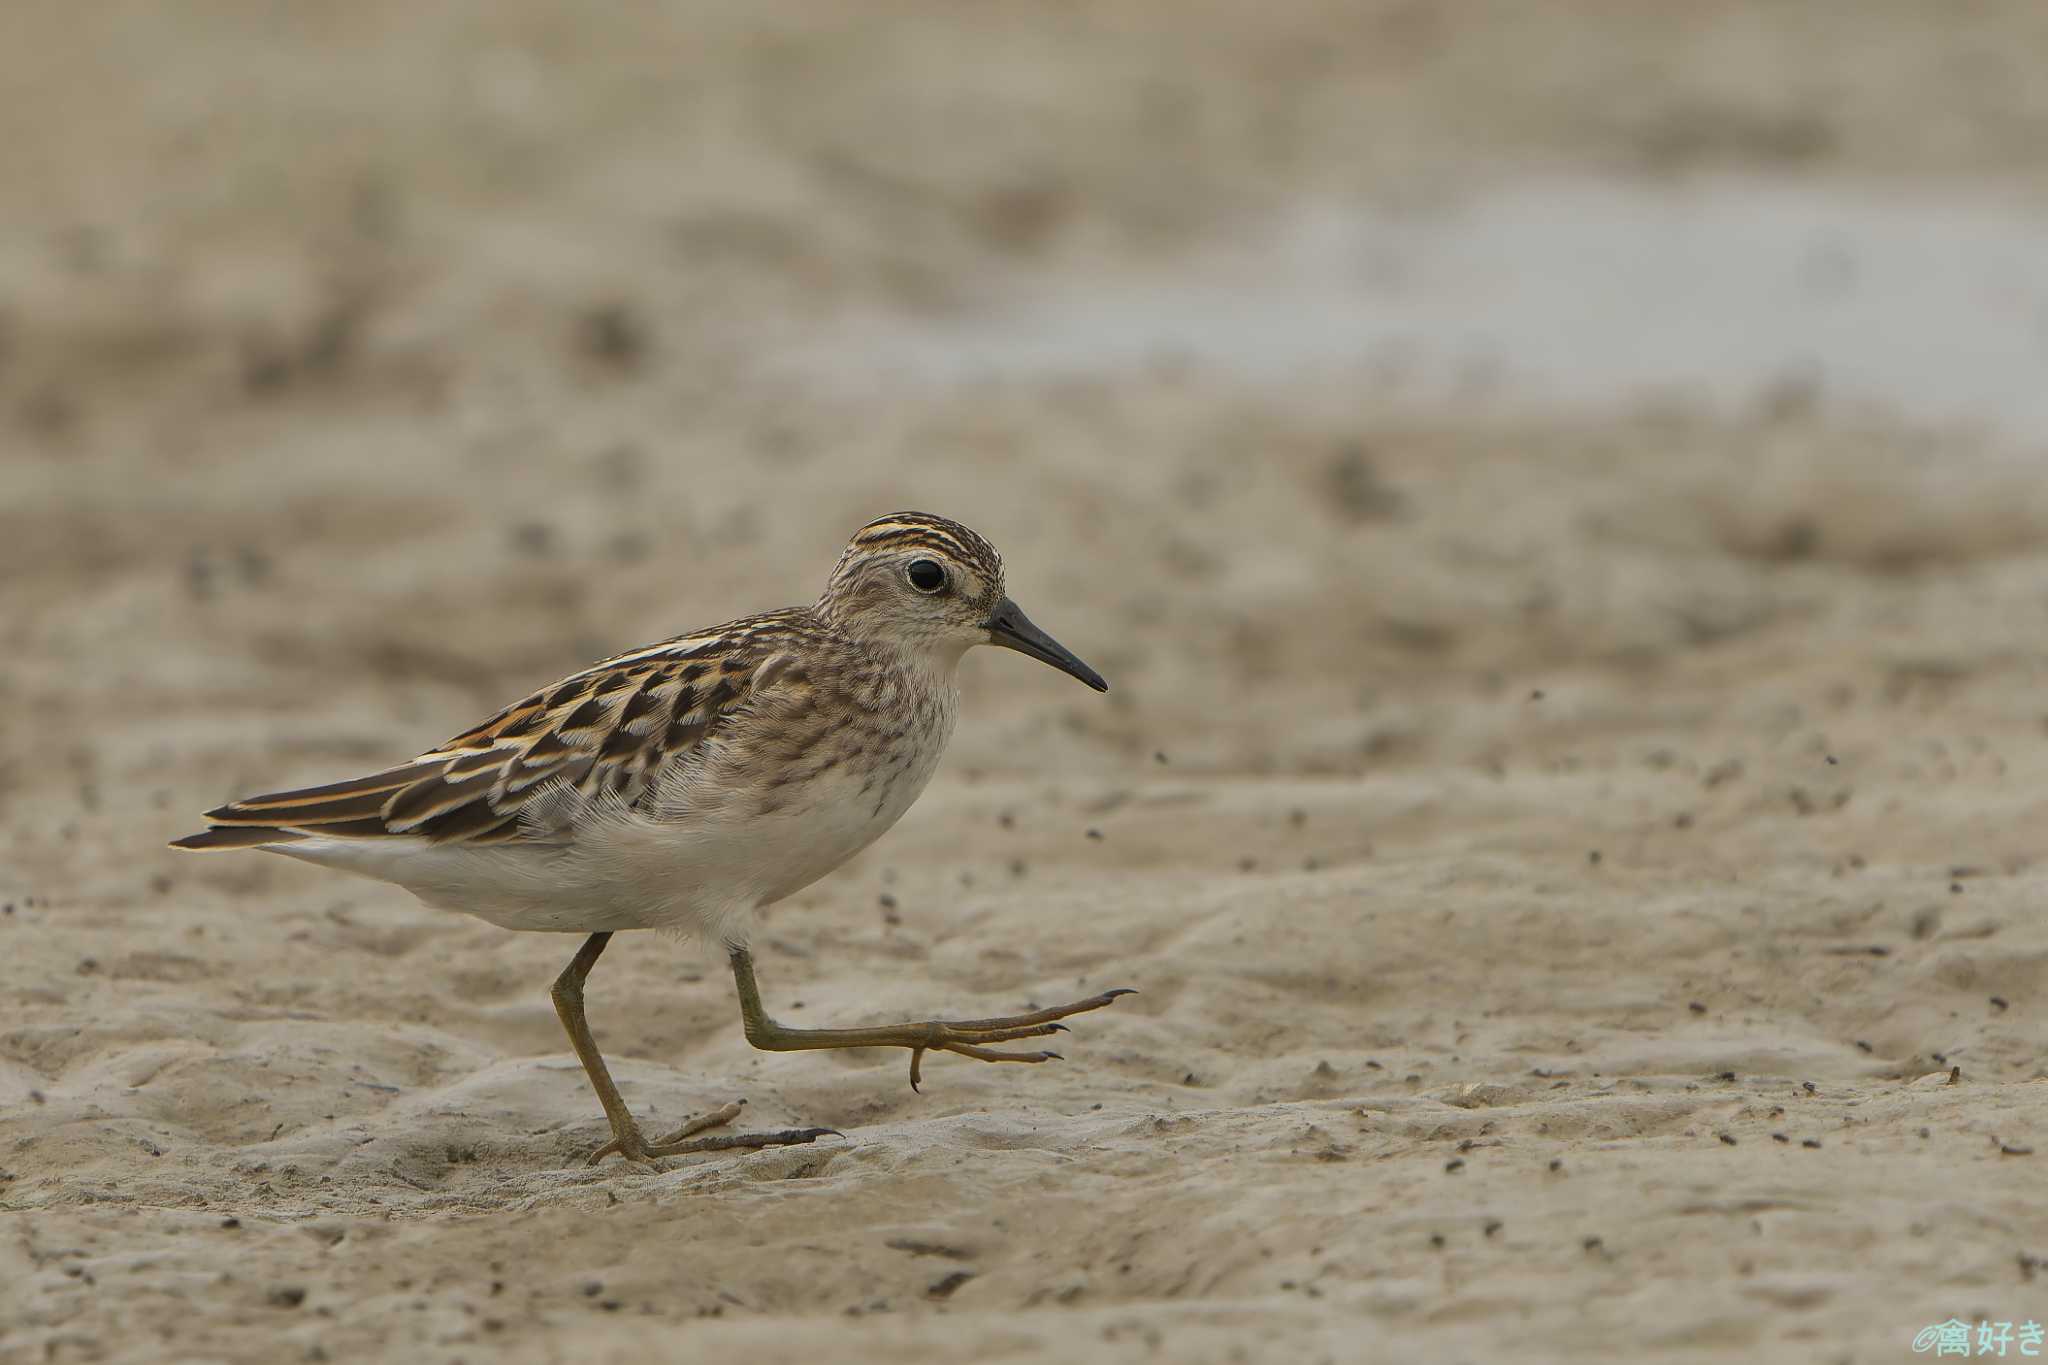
169;825;308;851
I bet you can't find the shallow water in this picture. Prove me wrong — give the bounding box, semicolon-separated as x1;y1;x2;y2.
798;176;2048;442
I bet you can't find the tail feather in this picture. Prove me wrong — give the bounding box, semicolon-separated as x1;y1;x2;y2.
169;825;308;851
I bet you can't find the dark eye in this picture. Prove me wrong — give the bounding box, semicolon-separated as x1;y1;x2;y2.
906;558;947;593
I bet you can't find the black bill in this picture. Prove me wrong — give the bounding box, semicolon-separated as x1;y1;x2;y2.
984;597;1108;692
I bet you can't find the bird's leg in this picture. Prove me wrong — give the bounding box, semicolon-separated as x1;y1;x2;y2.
550;932;838;1167
550;932;646;1161
728;946;1134;1091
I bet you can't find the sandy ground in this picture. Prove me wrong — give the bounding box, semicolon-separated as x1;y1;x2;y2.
6;3;2048;1362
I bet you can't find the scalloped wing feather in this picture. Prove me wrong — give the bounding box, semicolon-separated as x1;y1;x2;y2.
173;612;810;851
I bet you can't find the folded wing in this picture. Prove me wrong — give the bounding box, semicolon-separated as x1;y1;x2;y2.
171;617;798;851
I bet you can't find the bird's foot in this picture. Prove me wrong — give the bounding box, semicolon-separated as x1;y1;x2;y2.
585;1098;841;1166
904;987;1137;1091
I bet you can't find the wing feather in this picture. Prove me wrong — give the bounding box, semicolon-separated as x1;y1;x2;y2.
201;765;416;819
173;612;816;852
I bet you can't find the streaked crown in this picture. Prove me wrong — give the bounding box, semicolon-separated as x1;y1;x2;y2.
843;513;1003;579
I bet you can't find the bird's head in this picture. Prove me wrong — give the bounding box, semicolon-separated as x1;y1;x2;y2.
817;512;1107;691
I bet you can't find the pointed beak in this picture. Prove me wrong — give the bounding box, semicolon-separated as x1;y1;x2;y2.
984;597;1108;692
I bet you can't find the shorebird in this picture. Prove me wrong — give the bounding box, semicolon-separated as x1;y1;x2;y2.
173;512;1129;1164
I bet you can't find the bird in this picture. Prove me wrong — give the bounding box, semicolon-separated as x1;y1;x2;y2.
172;512;1131;1166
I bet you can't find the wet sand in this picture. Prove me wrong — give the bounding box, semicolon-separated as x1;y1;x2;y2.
5;3;2048;1361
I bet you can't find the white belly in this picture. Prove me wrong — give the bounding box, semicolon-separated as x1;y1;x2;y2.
276;692;958;946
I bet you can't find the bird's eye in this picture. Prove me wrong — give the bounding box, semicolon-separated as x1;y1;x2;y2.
906;558;947;593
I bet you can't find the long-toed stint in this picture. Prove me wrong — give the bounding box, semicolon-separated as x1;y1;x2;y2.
173;513;1129;1165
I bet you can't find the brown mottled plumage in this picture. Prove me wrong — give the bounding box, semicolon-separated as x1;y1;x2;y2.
173;512;1129;1166
178;611;820;850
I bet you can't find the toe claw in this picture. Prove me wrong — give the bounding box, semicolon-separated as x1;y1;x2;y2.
1103;988;1138;999
1043;1051;1064;1062
1048;1023;1071;1033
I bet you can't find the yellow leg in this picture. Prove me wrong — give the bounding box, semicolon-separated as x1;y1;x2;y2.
729;946;1133;1091
551;933;836;1166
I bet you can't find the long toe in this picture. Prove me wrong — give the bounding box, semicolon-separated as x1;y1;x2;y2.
910;1042;1063;1090
645;1099;747;1148
936;1021;1069;1046
898;992;1135;1089
941;1043;1062;1064
936;988;1136;1032
643;1126;842;1159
